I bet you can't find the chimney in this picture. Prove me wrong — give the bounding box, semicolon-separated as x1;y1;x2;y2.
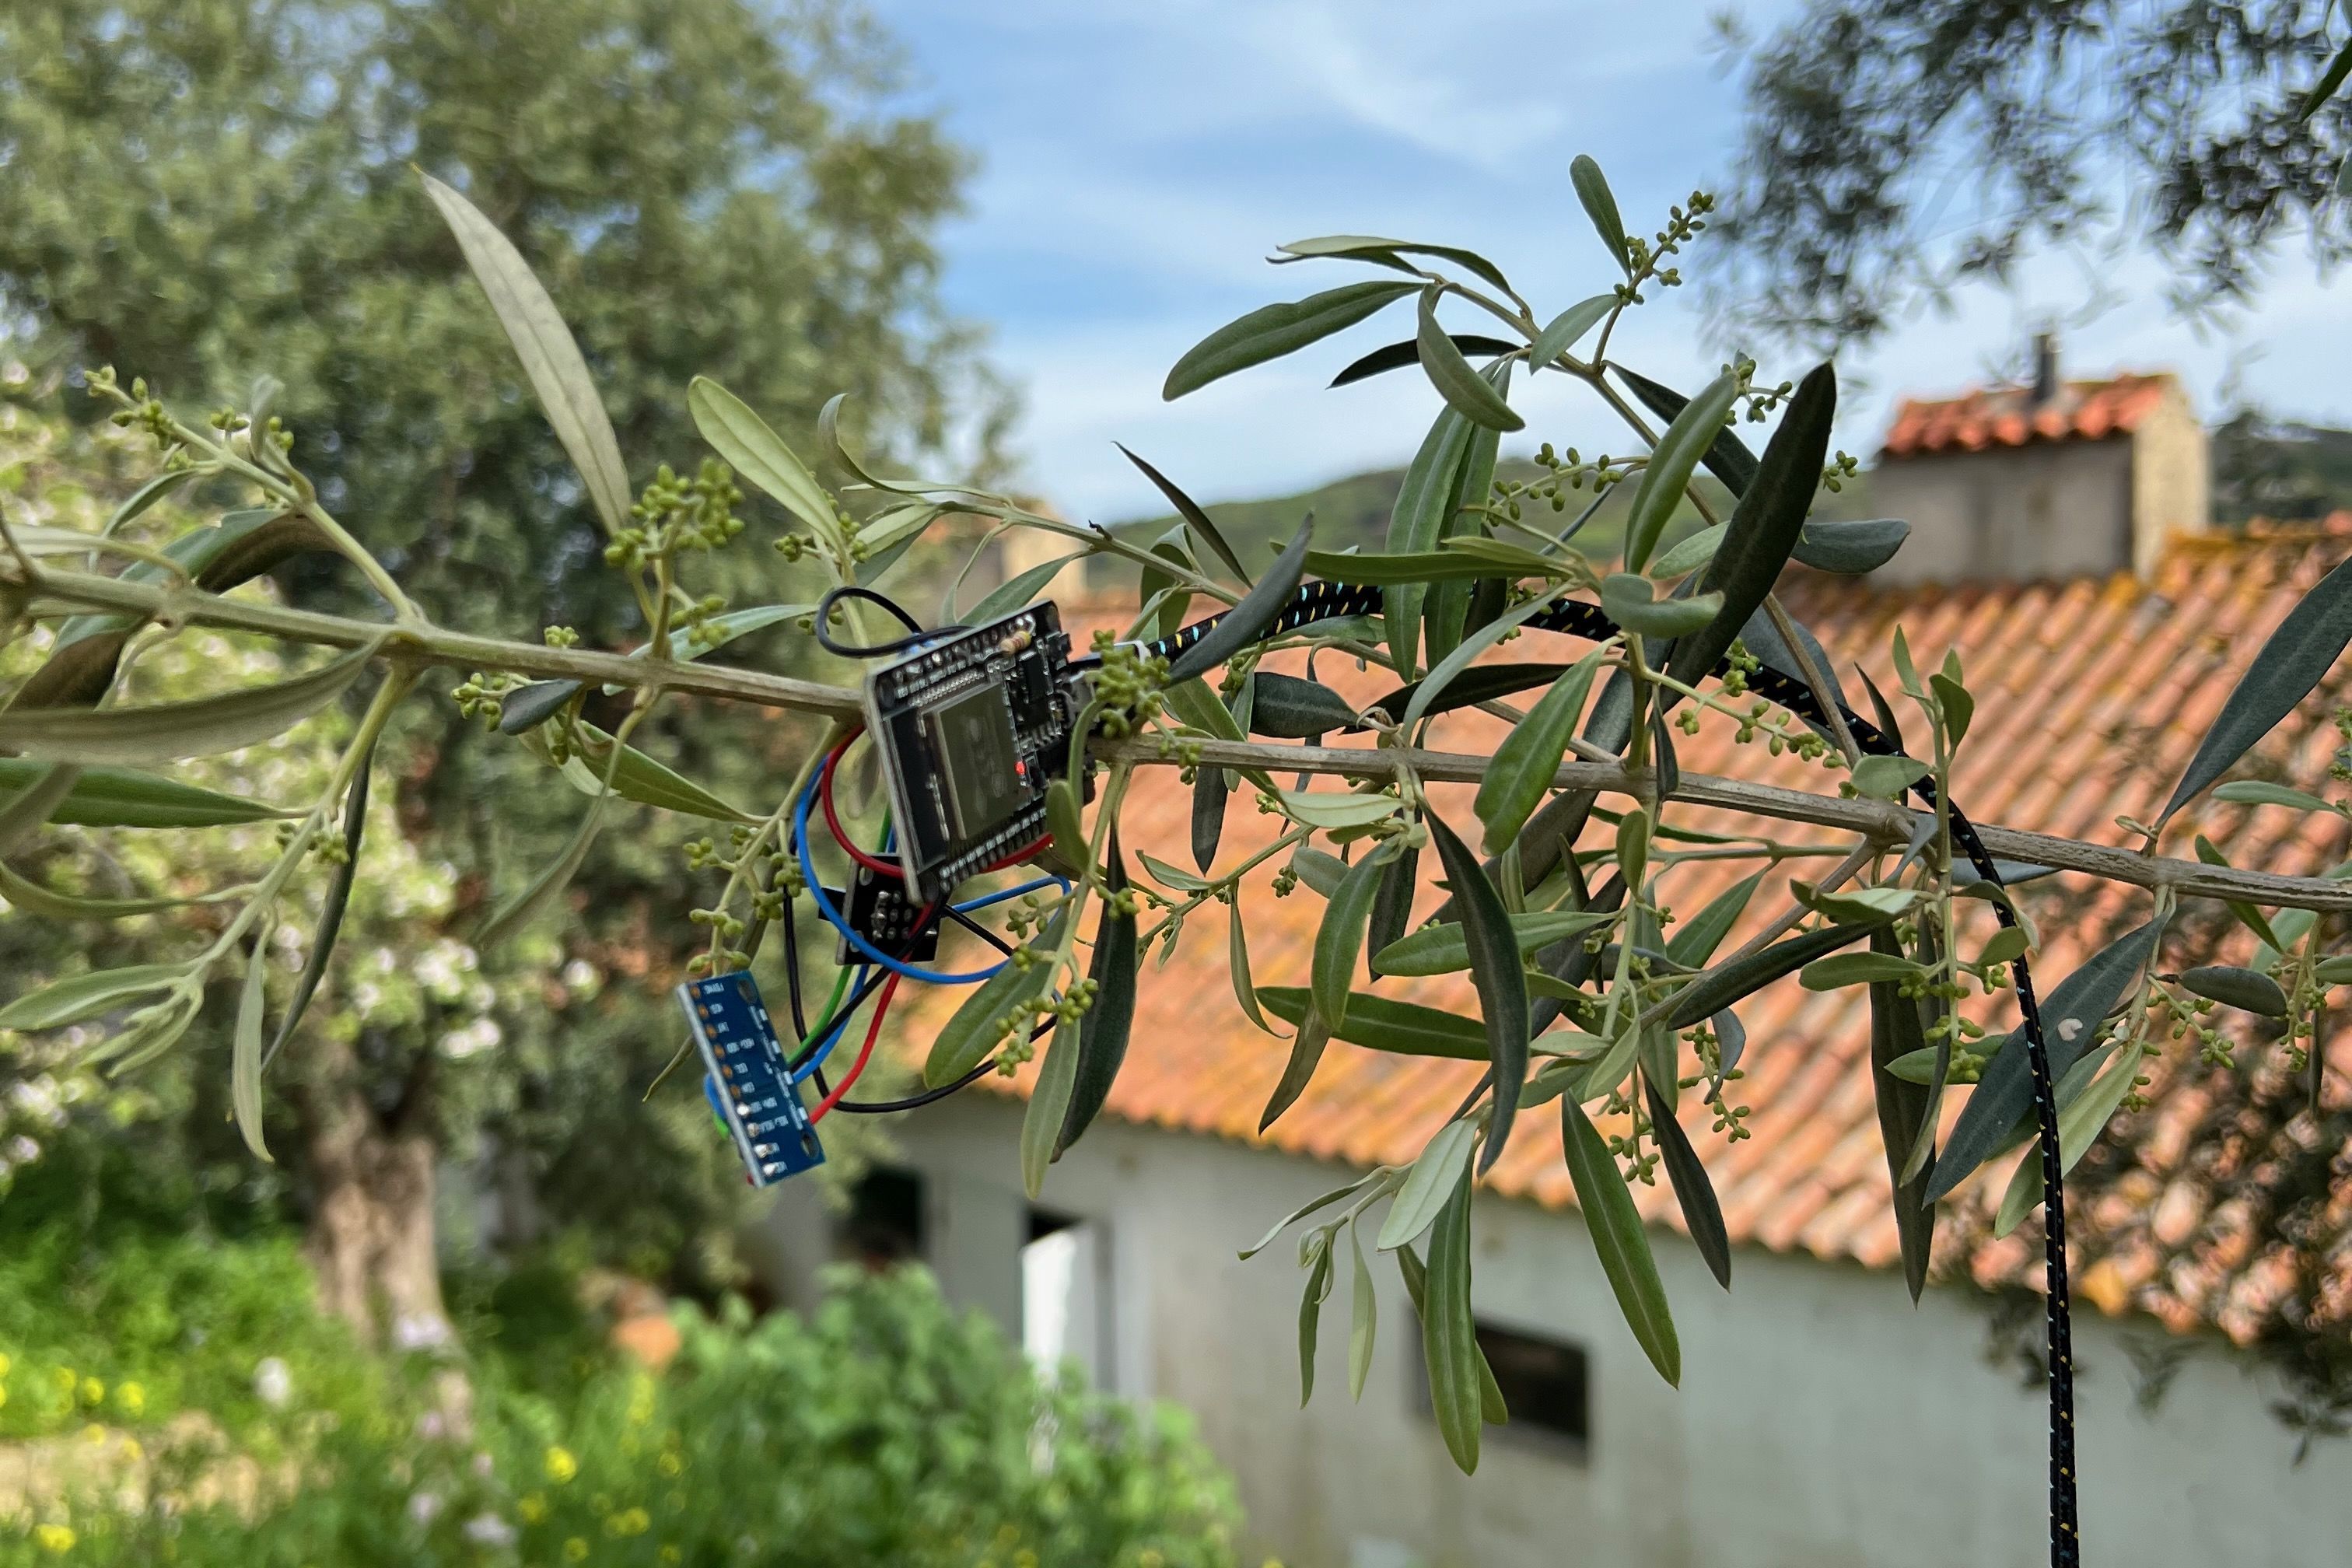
2032;331;2060;406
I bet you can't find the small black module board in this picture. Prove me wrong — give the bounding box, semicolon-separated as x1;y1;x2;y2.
863;603;1076;905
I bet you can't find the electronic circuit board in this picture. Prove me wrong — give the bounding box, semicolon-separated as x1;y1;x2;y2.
863;603;1077;904
679;971;824;1187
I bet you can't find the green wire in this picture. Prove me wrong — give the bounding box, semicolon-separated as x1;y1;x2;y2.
798;963;853;1055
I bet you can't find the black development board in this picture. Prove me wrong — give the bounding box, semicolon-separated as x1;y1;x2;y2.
862;603;1076;904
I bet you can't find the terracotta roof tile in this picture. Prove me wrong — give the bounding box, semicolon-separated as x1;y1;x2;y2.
1881;374;2176;458
892;527;2352;1342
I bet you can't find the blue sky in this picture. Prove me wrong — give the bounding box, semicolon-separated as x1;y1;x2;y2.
870;0;2352;523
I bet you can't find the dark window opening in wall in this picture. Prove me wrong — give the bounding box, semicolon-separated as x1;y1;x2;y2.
1028;1204;1080;1243
1413;1320;1590;1460
841;1167;924;1267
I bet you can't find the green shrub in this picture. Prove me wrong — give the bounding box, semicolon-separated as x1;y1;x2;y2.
0;1260;1240;1568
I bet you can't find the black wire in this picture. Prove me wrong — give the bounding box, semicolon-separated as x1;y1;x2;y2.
778;889;810;1044
814;585;961;658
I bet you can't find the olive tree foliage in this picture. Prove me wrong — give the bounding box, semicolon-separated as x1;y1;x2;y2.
0;0;1010;1317
7;159;2352;1533
1713;0;2352;345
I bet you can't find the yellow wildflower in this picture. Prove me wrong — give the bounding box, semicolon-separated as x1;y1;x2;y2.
544;1446;579;1484
34;1524;75;1553
1016;1551;1038;1568
79;1377;103;1407
608;1507;649;1538
116;1382;144;1416
656;1451;681;1478
0;1352;10;1377
660;1549;681;1566
52;1367;75;1393
81;1424;105;1445
562;1538;588;1563
118;1438;142;1462
519;1494;548;1524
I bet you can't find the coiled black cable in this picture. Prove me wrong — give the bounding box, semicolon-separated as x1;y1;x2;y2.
1138;581;2080;1568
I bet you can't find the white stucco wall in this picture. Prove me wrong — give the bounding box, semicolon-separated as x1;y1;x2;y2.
1870;440;2136;587
806;1096;2351;1568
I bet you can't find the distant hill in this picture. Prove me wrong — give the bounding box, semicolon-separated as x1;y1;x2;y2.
1083;413;2352;596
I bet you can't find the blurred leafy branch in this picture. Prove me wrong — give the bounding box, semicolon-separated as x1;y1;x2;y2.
9;142;2352;1486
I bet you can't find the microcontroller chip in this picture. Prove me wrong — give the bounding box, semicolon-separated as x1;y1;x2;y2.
926;684;1025;838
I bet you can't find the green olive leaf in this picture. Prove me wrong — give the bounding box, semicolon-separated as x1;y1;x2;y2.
0;640;382;765
1164;281;1419;401
1413;289;1523;432
1562;1093;1679;1384
423;172;632;536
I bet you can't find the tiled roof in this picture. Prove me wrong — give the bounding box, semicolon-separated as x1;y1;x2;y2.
1880;373;2175;458
896;522;2352;1341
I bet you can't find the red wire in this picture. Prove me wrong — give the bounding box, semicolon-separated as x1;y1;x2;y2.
810;972;898;1121
820;733;903;878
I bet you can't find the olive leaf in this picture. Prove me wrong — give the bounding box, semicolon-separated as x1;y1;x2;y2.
2180;964;2289;1017
2156;549;2352;831
1616;367;1761;498
1046;779;1087;868
1664;873;1763;969
0;964;189;1032
1421;1170;1484;1472
1664;362;1836;690
1022;1012;1080;1201
967;552;1087;625
1192;765;1230;872
1600;572;1724;638
1570;154;1632;273
263;732;376;1072
1298;1234;1335;1405
1562;1094;1680;1384
496;680;581;735
1927;916;2165;1202
0;765;83;856
1383;405;1475;678
1866;928;1937;1301
1314;850;1388;1029
1423;370;1510;667
1472;652;1605;854
1991;1042;2147;1237
554;723;754;822
1792;517;1909;574
1370;909;1614;978
926;907;1073;1087
1246;672;1359;737
1164;281;1419;400
1256;988;1488;1060
1273;234;1517;296
1166;519;1313;684
687;376;848;557
1644;1075;1729;1289
1228;898;1285;1038
1348;1223;1378;1402
1414;290;1522;432
0;759;289;830
1367;844;1420;963
1259;1006;1333;1130
1402;585;1567;733
1116;444;1251;583
422;173;632;534
1623;367;1740;575
1328;334;1519;389
1378;1117;1480;1252
1058;842;1139;1157
2192;834;2290;954
231;938;273;1164
1530;294;1617;366
1240;1179;1369;1261
1663;921;1889;1029
1425;810;1529;1173
0;639;382;765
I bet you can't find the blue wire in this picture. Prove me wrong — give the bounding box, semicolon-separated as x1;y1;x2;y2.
793;774;1012;985
952;875;1066;913
786;967;867;1083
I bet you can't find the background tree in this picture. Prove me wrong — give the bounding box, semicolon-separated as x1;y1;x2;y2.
1713;0;2352;345
0;0;1003;1335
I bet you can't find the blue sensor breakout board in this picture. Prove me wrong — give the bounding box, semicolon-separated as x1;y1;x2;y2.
678;971;825;1186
